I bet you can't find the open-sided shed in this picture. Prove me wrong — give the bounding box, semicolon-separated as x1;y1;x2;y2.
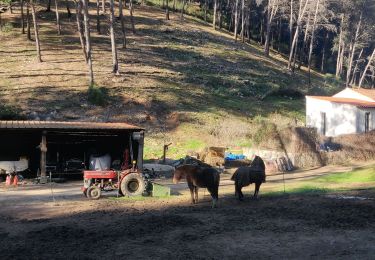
0;121;144;181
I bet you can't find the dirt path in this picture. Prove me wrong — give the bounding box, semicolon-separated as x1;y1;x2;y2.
1;164;374;259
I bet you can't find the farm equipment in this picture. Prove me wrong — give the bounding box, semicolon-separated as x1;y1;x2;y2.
82;167;146;200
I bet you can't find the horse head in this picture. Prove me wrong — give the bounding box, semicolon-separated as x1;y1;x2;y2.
173;165;186;184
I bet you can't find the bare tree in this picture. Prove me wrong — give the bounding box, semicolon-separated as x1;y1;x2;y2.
288;0;309;70
55;0;61;34
46;0;52;11
346;12;362;87
119;0;126;48
180;0;186;20
165;0;169;20
26;1;31;40
240;0;245;42
96;0;100;33
335;14;344;77
359;48;375;88
129;0;135;33
307;0;320;85
21;0;25;34
109;0;119;74
234;0;239;40
213;0;217;29
264;0;279;56
75;0;87;62
30;0;42;62
102;0;105;13
82;0;94;85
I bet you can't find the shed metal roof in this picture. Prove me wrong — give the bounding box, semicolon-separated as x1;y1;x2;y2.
0;121;143;131
306;96;375;108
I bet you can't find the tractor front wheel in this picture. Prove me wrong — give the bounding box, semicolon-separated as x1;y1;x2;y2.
120;173;145;196
86;186;101;200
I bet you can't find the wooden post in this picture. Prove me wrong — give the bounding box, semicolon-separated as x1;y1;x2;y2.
40;132;47;183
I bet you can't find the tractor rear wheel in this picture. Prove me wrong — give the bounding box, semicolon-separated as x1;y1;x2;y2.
120;173;145;196
86;186;101;200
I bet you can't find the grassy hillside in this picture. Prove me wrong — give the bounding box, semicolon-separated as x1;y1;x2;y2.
0;2;343;159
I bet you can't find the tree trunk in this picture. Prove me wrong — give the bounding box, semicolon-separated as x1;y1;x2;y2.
240;0;245;43
27;2;31;40
76;0;87;62
165;0;169;20
102;0;105;13
55;0;61;35
109;0;119;74
46;0;52;12
264;1;278;56
346;12;362;88
218;0;223;29
338;43;345;76
246;1;251;41
308;0;320;85
82;0;94;86
204;0;207;22
130;0;135;33
320;31;328;73
173;0;176;11
289;0;293;51
234;0;238;40
66;0;72;18
213;0;217;29
30;0;42;62
180;0;186;20
351;48;363;85
288;0;309;70
21;0;25;34
335;14;344;77
359;48;375;88
119;0;126;48
96;0;100;33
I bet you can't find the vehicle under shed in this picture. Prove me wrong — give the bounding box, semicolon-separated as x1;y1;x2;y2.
0;121;144;181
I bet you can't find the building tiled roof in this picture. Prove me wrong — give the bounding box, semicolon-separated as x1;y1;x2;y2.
306;96;375;108
0;121;143;130
351;88;375;101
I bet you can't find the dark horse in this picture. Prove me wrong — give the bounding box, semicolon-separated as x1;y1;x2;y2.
173;165;220;208
231;155;266;201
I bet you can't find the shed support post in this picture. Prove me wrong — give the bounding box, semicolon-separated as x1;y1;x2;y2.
40;132;47;183
133;131;144;172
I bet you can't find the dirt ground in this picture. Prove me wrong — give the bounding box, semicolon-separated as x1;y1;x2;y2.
0;165;374;259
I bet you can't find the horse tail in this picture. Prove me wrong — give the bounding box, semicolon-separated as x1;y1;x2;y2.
231;171;237;181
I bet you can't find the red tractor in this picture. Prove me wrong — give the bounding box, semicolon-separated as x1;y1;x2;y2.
82;168;146;200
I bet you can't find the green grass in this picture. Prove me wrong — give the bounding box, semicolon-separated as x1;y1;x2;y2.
313;167;375;183
263;165;375;196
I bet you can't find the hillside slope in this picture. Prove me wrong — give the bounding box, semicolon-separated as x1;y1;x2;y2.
0;2;341;158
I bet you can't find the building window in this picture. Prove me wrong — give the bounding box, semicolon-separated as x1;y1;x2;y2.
321;112;326;135
365;112;370;133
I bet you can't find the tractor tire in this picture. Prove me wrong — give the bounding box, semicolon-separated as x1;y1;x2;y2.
86;186;101;200
120;173;145;196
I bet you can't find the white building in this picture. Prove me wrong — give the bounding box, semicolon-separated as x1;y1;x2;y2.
306;88;375;137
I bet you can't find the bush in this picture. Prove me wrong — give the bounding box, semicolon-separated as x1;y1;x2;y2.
0;104;24;120
0;22;14;33
88;85;108;106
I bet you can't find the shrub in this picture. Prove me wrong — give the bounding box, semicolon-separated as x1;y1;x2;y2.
88;85;108;106
0;22;14;33
0;104;24;120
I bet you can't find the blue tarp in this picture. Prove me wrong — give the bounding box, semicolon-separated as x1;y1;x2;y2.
225;153;246;161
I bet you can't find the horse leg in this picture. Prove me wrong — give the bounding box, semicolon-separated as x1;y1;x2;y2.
194;186;199;204
235;183;244;201
207;186;218;208
188;182;195;204
254;182;261;199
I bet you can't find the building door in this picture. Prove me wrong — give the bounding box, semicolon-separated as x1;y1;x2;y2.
321;112;326;135
365;112;370;133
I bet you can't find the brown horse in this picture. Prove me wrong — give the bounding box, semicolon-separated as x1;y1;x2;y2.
231;155;266;201
173;164;220;208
